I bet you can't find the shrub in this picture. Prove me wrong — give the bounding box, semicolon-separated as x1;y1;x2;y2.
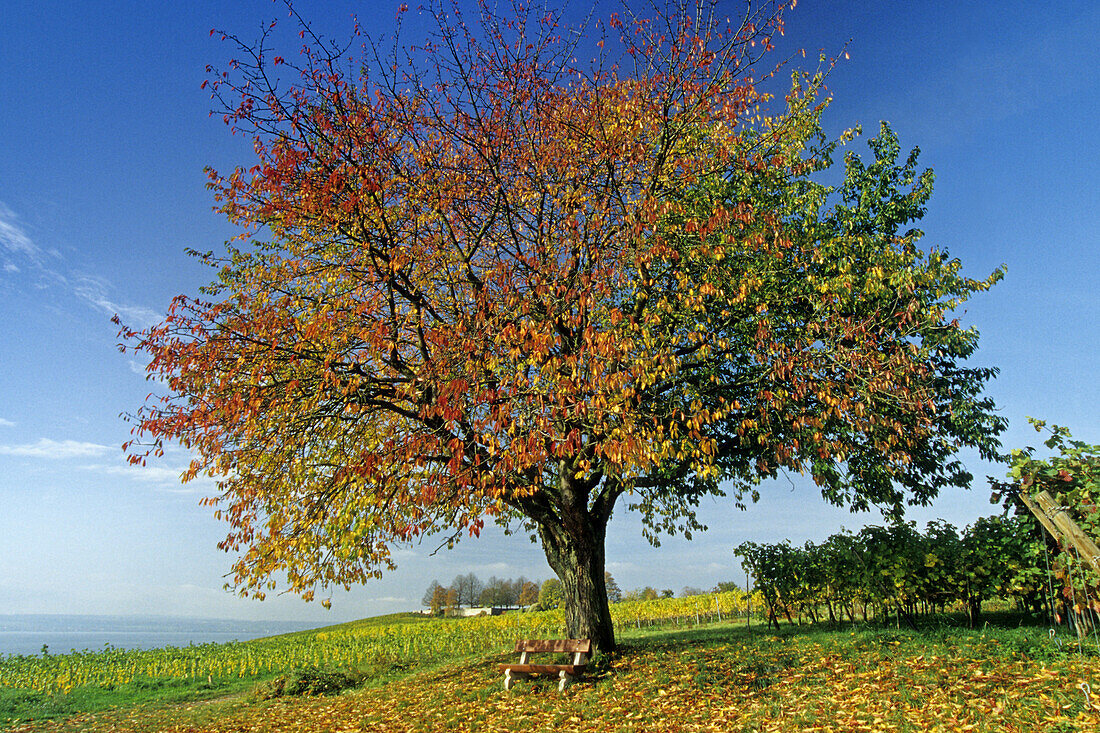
250;667;361;700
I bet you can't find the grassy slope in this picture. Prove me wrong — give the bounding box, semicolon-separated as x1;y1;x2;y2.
7;617;1100;732
0;612;431;726
276;612;433;634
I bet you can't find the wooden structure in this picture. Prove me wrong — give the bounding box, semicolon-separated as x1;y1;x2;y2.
499;638;590;691
1018;489;1100;639
1018;490;1100;572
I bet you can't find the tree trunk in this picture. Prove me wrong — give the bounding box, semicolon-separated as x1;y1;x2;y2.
511;463;620;655
534;471;616;654
967;596;981;628
768;608;780;630
538;521;615;653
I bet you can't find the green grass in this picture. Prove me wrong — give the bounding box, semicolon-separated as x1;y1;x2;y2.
0;674;252;726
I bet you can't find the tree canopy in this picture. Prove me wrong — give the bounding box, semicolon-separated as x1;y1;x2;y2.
121;0;1004;652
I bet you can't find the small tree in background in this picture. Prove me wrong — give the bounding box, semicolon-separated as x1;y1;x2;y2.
518;581;540;608
478;576;510;607
604;572;622;604
422;580;445;615
448;573;483;608
538;579;563;610
624;587;660;602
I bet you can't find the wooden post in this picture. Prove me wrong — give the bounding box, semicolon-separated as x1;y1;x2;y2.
1017;490;1100;641
746;571;752;627
1019;491;1065;546
1032;491;1100;573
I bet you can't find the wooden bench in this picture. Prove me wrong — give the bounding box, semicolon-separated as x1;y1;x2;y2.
498;638;591;691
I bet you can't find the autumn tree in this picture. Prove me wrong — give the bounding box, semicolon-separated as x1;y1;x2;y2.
604;571;622;604
121;0;1004;653
421;579;449;615
422;580;444;612
430;583;448;615
438;589;453;614
517;580;540;607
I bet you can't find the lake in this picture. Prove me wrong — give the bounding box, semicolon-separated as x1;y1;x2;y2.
0;614;316;657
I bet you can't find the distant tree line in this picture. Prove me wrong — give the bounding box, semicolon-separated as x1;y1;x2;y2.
423;571;739;614
422;574;541;615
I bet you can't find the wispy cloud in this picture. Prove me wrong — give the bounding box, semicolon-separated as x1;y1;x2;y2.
91;464;186;483
74;277;163;330
128;357;170;388
0;202;49;278
0;203;163;332
0;438;114;459
81;461;217;494
0;418;14;428
0;202;40;261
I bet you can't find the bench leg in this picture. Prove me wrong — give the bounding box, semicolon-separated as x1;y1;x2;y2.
504;669;515;691
558;670;572;692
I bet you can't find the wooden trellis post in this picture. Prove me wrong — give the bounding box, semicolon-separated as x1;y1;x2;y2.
1019;490;1100;573
1019;489;1100;641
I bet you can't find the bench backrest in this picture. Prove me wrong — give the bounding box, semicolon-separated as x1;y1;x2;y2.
514;639;591;654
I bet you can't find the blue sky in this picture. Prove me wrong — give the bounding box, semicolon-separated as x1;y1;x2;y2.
1;0;1097;624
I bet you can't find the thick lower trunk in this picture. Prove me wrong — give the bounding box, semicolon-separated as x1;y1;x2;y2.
538;519;616;654
513;464;623;655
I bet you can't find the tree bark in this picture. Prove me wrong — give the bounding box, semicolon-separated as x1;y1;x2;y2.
528;467;618;655
538;514;616;654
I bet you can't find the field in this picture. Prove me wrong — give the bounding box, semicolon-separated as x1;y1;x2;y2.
0;592;742;698
4;594;1100;731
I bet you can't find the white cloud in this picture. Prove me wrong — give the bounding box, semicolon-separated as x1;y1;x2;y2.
0;202;39;260
81;461;218;493
606;561;639;572
0;418;14;428
472;561;512;575
91;464;186;483
74;276;163;329
0;438;114;459
0;205;163;330
128;358;170;388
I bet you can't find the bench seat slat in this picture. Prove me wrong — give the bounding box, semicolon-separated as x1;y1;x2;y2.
501;638;591;691
514;639;591;654
499;663;587;675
